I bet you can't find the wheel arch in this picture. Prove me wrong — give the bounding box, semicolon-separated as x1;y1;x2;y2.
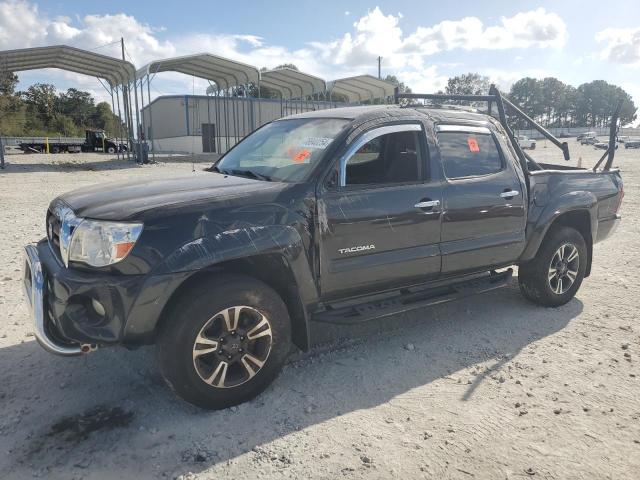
521;195;597;277
155;253;313;351
546;210;593;277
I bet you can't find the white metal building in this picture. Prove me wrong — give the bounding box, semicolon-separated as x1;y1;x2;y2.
140;95;343;154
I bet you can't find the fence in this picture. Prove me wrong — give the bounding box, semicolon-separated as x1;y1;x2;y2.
514;127;640;140
1;136;128;154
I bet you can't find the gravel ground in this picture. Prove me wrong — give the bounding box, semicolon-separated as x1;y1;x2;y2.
0;141;638;479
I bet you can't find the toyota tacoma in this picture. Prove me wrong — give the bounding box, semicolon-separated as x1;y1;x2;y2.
23;87;624;409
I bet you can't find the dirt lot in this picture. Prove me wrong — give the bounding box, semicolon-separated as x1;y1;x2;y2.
0;141;639;479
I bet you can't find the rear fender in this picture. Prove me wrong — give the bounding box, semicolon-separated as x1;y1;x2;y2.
520;191;597;263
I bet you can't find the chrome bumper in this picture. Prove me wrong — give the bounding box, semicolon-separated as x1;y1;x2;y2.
23;244;84;356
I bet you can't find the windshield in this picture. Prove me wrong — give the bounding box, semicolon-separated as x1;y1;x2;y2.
214;118;349;182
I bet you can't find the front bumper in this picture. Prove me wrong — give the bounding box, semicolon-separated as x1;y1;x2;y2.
23;244;86;355
23;240;189;355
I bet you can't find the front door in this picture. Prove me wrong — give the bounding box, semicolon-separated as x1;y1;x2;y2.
318;124;442;301
436;126;526;274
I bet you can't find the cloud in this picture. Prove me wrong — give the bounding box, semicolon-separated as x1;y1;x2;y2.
0;1;569;103
596;27;640;65
396;66;448;94
402;8;567;56
0;0;45;49
312;7;566;70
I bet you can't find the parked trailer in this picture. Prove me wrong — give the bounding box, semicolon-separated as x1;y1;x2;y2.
19;129;126;154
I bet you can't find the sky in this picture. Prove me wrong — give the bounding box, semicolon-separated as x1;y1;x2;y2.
1;0;639;115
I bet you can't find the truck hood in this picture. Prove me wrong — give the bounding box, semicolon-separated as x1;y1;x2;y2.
57;172;286;220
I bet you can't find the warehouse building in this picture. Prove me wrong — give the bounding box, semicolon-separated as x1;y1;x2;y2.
140;95;341;154
137;54;395;155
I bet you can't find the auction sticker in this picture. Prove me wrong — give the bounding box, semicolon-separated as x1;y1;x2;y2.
300;137;333;149
467;137;480;152
293;149;311;163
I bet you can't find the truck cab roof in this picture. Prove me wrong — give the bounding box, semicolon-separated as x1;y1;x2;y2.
282;104;494;127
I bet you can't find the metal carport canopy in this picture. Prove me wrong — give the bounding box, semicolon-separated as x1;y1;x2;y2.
136;53;260;89
328;74;395;103
0;45;135;86
260;67;326;99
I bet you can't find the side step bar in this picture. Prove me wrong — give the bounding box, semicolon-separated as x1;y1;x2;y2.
312;269;513;325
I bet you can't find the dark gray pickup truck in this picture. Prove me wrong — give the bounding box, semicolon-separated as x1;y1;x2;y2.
23;89;624;409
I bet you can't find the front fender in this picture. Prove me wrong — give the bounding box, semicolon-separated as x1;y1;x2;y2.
520;190;598;262
154;225;305;275
123;225;318;346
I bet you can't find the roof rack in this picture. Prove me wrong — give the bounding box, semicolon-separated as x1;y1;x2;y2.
394;85;623;172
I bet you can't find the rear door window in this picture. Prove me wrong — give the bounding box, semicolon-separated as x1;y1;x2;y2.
438;132;503;179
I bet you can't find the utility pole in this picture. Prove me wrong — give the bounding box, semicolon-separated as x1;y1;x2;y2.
0;134;5;169
377;56;382;79
121;37;133;161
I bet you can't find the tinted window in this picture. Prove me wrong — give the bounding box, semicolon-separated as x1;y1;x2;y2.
345;130;423;186
438;132;503;179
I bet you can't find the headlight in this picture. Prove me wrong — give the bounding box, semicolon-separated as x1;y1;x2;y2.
65;219;143;267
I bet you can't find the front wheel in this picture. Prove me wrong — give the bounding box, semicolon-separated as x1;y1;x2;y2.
157;275;292;410
518;226;587;307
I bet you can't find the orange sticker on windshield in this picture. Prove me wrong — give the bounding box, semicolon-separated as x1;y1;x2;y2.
293;149;311;163
468;138;480;152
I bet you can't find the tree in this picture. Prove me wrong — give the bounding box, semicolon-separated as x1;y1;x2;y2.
575;80;636;128
384;75;411;94
509;77;542;127
21;83;57;127
274;63;298;71
445;73;491;96
540;77;567;126
0;72;21;131
443;73;491;107
57;88;95;126
0;71;18;96
91;102;114;131
506;76;637;128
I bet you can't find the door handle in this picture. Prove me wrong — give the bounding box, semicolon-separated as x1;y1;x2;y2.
415;200;440;209
500;190;520;198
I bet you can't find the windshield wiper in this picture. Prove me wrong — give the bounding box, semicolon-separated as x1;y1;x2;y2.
225;169;272;182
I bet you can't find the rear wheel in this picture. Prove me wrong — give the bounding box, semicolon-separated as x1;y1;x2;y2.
107;146;116;154
157;275;292;409
518;226;587;307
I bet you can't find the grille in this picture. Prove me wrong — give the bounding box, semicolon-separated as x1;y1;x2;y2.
46;209;62;260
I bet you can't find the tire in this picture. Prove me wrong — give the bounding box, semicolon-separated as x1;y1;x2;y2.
107;146;116;154
518;226;587;307
530;143;536;150
157;274;292;410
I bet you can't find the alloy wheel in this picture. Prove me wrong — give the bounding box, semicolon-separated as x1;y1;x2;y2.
192;305;273;388
548;243;580;295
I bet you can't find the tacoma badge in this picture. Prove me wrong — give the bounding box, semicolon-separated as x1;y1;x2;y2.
338;245;376;254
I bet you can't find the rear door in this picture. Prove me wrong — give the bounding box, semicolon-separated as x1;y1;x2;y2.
318;123;442;300
436;125;526;274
